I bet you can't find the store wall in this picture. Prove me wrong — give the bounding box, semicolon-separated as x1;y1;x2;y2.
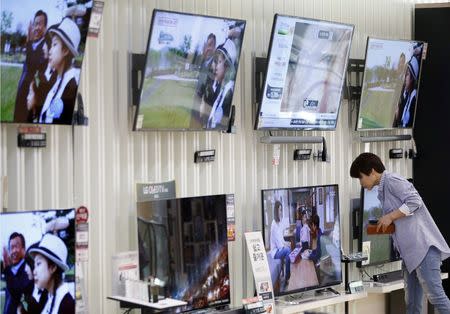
0;0;415;313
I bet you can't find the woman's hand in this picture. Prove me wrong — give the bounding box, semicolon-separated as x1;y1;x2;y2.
377;213;393;232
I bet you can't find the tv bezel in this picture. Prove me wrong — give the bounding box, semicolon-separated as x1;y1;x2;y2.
355;37;425;131
254;14;355;131
132;9;246;132
135;193;232;311
260;184;342;297
356;186;401;268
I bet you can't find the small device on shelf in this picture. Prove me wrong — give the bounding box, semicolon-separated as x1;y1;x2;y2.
373;270;403;283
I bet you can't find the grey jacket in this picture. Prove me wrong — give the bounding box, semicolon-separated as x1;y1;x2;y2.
378;171;450;273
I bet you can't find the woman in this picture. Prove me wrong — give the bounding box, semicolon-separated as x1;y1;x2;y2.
350;152;450;313
269;201;290;287
29;233;74;314
205;39;237;130
392;56;420;128
39;17;80;124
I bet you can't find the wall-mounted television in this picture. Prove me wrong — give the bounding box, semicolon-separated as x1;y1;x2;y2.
357;186;401;267
255;14;354;130
356;38;425;130
261;185;342;296
136;194;231;311
133;10;246;131
0;208;76;313
0;0;92;125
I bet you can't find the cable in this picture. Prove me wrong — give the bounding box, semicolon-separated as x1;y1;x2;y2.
362;269;374;281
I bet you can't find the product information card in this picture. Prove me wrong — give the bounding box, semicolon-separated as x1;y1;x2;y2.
244;232;275;313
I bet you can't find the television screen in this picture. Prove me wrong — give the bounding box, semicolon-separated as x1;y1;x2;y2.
356;38;425;130
133;10;246;131
0;0;92;125
358;186;400;266
261;185;342;296
255;15;354;130
0;209;76;313
137;194;231;311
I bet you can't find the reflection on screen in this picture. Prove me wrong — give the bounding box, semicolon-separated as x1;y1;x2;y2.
137;194;231;312
256;15;354;130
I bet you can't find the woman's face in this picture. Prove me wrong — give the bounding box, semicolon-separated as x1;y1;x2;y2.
49;35;69;70
33;254;56;290
214;53;227;83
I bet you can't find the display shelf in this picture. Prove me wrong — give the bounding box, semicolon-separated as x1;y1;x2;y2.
276;291;367;314
364;272;448;294
108;295;187;310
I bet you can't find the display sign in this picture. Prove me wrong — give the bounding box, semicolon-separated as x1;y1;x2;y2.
136;180;176;202
226;194;236;241
245;232;275;314
87;1;104;37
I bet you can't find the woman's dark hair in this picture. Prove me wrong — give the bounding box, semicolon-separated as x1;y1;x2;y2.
46;258;64;314
273;201;282;223
350;153;385;178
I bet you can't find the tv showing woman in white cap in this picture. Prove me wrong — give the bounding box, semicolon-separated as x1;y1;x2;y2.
133;10;246;131
356;38;425;130
0;0;92;125
29;234;74;314
0;209;75;314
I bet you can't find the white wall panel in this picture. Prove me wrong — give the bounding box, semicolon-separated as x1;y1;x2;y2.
0;0;417;313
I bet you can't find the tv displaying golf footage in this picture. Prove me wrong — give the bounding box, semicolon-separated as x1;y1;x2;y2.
0;0;92;125
356;38;425;130
133;10;246;131
255;14;354;130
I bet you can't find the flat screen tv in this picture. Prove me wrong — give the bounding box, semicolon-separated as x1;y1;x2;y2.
261;185;342;296
0;208;76;313
0;0;92;125
136;194;231;311
133;10;246;131
357;186;400;267
255;14;354;130
356;38;425;130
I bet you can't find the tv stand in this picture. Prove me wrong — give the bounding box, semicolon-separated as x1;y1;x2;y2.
315;287;340;295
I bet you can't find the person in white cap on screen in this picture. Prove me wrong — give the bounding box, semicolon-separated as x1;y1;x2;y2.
205;39;237;129
393;55;420;128
38;17;81;125
28;233;74;314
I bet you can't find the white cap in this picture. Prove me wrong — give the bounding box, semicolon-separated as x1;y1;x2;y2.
49;17;81;57
29;233;69;271
216;39;237;66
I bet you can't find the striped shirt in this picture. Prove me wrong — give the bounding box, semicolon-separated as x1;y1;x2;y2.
378;171;450;273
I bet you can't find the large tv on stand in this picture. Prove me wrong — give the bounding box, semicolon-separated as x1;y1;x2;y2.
136;194;231;312
133;9;246;131
261;185;342;296
254;14;354;130
357;186;401;267
0;0;92;125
